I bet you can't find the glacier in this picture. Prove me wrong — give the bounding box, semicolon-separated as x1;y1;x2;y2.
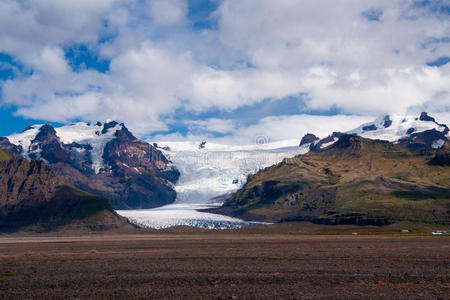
117;140;309;229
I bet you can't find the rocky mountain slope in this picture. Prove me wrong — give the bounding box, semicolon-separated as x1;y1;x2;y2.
213;135;450;225
3;121;179;209
0;148;129;232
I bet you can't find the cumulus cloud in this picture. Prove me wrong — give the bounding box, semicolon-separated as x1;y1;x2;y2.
147;0;188;26
0;0;449;142
214;0;450;116
153;114;375;145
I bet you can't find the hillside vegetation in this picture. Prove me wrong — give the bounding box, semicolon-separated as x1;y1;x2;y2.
0;148;10;161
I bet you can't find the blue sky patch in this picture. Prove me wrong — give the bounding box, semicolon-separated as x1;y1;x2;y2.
64;44;110;73
0;106;64;137
0;53;26;80
427;56;450;67
361;9;383;22
188;0;220;30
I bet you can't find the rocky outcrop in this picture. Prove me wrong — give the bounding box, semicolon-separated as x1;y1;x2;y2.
419;112;449;135
0;137;21;156
99;125;179;208
398;129;448;153
309;132;344;152
0;153;128;232
29;124;71;163
429;141;450;166
299;133;319;146
419;112;436;122
383;115;392;128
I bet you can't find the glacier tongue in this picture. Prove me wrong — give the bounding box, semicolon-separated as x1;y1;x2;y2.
116;203;268;229
116;141;309;229
164;142;309;204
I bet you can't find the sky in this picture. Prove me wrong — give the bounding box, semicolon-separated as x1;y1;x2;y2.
0;0;449;145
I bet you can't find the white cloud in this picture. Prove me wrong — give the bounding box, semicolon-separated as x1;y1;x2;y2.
188;118;237;134
30;47;70;76
148;0;188;26
213;0;450;116
0;0;118;60
0;0;449;141
153;114;375;145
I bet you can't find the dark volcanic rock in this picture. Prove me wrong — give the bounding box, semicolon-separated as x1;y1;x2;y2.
362;124;377;131
406;128;416;135
383;115;392;128
420;112;436;122
99;126;180;209
299;133;319;146
30;125;71;163
428;141;450;166
102;121;120;134
398;129;447;152
309;132;344;152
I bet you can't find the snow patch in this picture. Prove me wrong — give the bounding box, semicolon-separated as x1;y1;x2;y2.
55;122;122;174
7;125;43;158
320;137;338;149
432;139;445;149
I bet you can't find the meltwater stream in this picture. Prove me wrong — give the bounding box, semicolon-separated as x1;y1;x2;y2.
117;141;309;229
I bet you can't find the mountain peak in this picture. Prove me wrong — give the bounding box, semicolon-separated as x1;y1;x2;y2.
33;124;57;142
299;133;319;146
101;120;120;134
419;112;436;122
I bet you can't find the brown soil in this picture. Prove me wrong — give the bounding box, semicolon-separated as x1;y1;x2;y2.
0;232;448;299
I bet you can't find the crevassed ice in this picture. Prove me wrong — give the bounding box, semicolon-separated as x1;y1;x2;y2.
162;141;310;204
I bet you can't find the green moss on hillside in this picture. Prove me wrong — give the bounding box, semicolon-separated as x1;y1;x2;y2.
0;148;10;161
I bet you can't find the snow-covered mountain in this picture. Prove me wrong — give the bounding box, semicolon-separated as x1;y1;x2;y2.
1;121;179;209
6;122;121;173
306;112;449;152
